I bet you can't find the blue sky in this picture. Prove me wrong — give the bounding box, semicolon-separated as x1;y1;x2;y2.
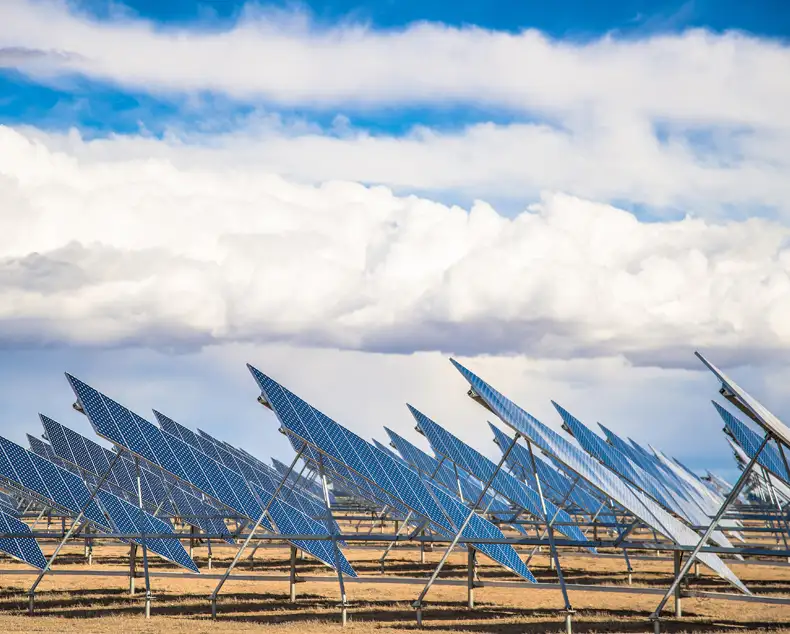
1;0;789;482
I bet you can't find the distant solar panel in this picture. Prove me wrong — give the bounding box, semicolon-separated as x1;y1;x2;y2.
449;359;749;594
0;508;47;569
66;374;355;577
249;364;537;583
488;422;617;524
410;406;591;548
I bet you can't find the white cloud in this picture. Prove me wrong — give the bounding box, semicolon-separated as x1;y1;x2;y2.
2;124;790;368
2;2;789;215
1;1;788;130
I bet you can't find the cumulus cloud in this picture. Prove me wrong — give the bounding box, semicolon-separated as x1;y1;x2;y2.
2;125;790;368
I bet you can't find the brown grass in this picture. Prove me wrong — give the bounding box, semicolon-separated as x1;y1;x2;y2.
2;538;790;633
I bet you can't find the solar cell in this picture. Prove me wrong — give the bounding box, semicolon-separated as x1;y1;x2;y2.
66;374;354;577
449;359;749;594
249;364;536;583
0;508;47;569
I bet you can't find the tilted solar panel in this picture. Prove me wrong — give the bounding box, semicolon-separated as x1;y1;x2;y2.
384;427;512;515
410;406;591;548
449;359;749;595
66;374;354;576
95;490;199;572
697;352;790;449
249;364;537;583
0;508;47;569
716;403;790;485
488;423;617;525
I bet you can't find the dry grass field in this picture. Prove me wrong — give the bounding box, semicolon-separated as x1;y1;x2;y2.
2;539;790;633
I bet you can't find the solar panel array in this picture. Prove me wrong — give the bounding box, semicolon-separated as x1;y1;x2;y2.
553;404;737;552
0;435;197;572
449;359;749;594
66;374;355;577
487;423;618;526
249;363;537;583
409;406;591;548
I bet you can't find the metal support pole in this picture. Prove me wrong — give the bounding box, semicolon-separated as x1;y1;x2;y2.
467;547;477;609
207;536;213;570
135;457;152;619
411;432;520;620
289;544;298;603
525;439;573;614
673;551;682;618
210;443;305;618
27;448;125;615
650;433;769;628
318;458;348;626
129;543;138;595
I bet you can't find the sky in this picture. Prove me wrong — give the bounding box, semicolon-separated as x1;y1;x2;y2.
1;0;790;482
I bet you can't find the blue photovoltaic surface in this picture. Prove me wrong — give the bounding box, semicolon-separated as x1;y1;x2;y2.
0;435;107;527
40;416;166;511
553;403;677;512
0;435;197;572
487;423;617;525
409;407;591;549
698;353;790;449
249;364;537;583
384;427;512;516
66;374;354;577
164;416;339;534
553;404;737;553
449;359;749;594
0;508;47;569
716;403;790;484
95;490;199;572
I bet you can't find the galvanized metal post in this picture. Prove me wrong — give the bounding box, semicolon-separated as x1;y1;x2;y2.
467;547;476;609
289;544;298;603
134;457;152;619
318;458;348;626
673;551;682;618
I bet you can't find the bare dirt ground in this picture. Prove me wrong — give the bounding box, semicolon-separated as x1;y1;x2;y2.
2;540;790;633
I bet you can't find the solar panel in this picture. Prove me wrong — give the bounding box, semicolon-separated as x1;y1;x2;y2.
449;359;749;594
384;427;512;515
697;352;790;449
0;508;47;569
159;414;338;534
66;374;355;577
95;490;199;573
716;403;790;485
488;423;617;524
249;364;537;583
0;435;197;572
409;406;591;548
40;415;176;516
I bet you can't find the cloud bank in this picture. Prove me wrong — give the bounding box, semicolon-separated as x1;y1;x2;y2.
2;125;790;368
